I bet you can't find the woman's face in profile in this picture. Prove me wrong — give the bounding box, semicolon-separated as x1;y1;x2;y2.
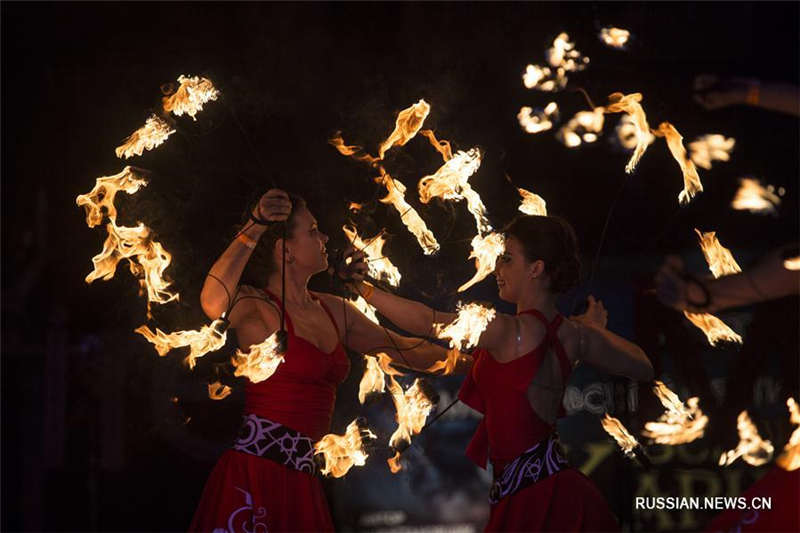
287;206;329;274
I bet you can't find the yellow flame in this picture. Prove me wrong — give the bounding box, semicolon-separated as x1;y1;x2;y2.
695;229;742;279
422;347;462;375
76;167;149;228
328;132;381;167
599;27;630;49
776;397;800;471
231;331;285;383
601;413;639;455
115;115;175;159
208;381;232;400
688;134;735;170
615;114;656;151
376;169;440;255
719;411;774;467
342;225;401;287
517;187;548;216
387;451;403;473
517;103;558;134
458;232;505;292
418;148;491;235
135;318;228;369
420;129;453;162
315;419;376;478
358;355;387;404
162;75;219;121
653;122;704;205
683;312;743;346
784;257;800;271
731;178;782;214
642;382;709;444
605;93;651;173
388;377;435;450
353;295;380;325
378;99;431;159
435;302;496;350
556;107;605;148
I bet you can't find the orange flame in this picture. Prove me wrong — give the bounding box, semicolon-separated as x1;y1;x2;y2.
378;99;431;159
231;331;285;383
556;107;605;148
358;355;387;404
458;232;505;292
642;382;708;444
115;115;175;159
435;302;496;351
315;419;376;478
342;225;401;287
653;122;703;204
376;169;439;255
784;257;800;271
422;347;462;375
388;377;435;450
348;202;364;213
683;312;743;346
162;75;219;121
601;413;639;456
135;318;228;369
76;166;149;228
207;381;232;400
387;451;403;473
517;187;548;216
688;134;735;170
329;133;381;167
420;129;453;161
615;114;656;151
599;27;630;49
731;178;782;214
776;397;800;471
517;103;559;134
719;411;774;467
605;92;651;173
695;229;742;279
353;295;380;325
418;148;491;235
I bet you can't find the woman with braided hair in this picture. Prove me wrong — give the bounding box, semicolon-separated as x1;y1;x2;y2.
349;214;654;531
189;189;466;532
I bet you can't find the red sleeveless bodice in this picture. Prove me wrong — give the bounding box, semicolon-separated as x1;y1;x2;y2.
243;290;350;441
458;309;573;472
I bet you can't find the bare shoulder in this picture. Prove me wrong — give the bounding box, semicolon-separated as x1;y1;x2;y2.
229;285;280;329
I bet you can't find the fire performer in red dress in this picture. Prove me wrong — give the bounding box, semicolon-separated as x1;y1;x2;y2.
351;214;655;531
189;189;464;532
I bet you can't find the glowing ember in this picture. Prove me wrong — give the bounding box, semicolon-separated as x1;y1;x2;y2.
328;132;381;167
458;232;505;292
556;107;605;148
348;202;363;213
642;382;708;444
776;397;800;471
423;347;461;375
695;229;741;279
522;64;562;92
517;187;547;216
418;148;491;235
162;75;219;121
342;225;401;287
376;169;439;255
353;295;380;325
231;331;285;383
719;411;774;467
688;134;735;170
517;103;559;134
388;377;435;450
387;451;403;473
653;122;704;205
420;129;453;162
435;302;496;350
378;99;431;159
315;419;376;478
784;257;800;271
358;355;387;404
76;167;149;228
85;221;178;316
601;413;639;456
599;27;630;49
207;381;232;400
135;318;228;369
731;178;782;214
546;32;590;73
115;115;175;159
615;114;656;151
605;92;651;173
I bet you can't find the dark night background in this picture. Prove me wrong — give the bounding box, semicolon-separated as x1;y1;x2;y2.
2;2;798;532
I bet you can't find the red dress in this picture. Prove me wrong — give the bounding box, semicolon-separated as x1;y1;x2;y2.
458;309;620;532
190;291;350;533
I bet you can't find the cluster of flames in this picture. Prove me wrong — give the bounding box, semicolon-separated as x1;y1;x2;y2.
641;381;708;445
557;107;605;148
599;27;630;49
230;332;285;383
314;419;377;478
342;225;401;287
517;187;548;216
719;411;774;467
731;178;783;214
688;134;735;170
683;229;743;345
517;102;559;134
523;33;589;92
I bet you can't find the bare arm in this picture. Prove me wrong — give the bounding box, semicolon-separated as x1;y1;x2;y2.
568;319;654;382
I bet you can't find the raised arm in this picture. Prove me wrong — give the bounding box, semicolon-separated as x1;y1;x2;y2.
200;190;291;321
